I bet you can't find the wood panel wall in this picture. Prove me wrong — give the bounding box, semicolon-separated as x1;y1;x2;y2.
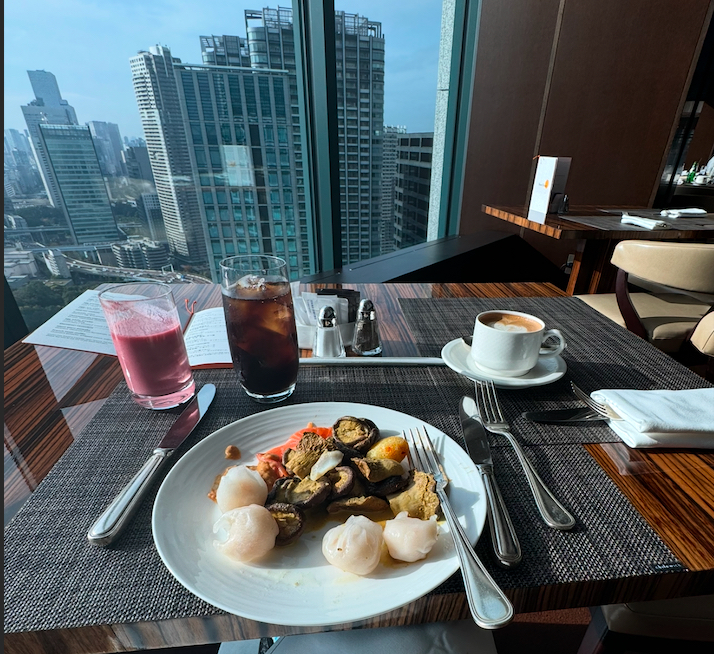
459;0;714;269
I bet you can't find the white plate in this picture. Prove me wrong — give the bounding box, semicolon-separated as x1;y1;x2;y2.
152;402;486;627
441;338;567;388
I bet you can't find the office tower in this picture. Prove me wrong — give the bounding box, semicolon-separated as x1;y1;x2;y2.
112;239;170;270
393;132;433;249
380;125;407;254
21;71;79;208
123;145;155;185
200;35;250;66
130;46;208;270
4;129;34;157
138;192;166;241
87;121;127;177
36;124;121;244
333;11;385;264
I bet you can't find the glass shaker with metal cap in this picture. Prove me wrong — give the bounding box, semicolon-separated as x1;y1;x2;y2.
313;305;346;358
352;299;382;356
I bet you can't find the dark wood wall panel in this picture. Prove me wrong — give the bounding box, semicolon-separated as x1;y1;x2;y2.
539;0;712;207
459;0;561;237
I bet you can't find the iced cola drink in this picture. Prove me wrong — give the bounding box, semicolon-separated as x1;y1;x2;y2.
220;256;299;403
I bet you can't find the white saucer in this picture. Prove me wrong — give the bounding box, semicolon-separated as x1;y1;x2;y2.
440;338;567;388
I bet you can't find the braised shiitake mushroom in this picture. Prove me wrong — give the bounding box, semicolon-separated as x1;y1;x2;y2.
332;417;379;454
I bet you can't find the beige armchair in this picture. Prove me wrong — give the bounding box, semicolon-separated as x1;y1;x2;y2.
577;241;714;354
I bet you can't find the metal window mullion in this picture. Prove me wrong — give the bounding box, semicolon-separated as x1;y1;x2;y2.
293;0;342;272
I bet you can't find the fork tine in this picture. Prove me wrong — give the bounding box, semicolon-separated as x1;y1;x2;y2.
404;428;426;473
570;382;609;415
485;381;506;423
417;427;441;478
474;382;491;422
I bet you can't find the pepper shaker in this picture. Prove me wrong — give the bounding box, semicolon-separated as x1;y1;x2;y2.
352;299;382;356
313;306;346;358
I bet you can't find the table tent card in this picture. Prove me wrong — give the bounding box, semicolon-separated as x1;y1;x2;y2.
527;156;571;224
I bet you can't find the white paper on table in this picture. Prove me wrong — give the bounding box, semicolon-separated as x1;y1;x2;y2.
182;307;232;366
22;290;117;356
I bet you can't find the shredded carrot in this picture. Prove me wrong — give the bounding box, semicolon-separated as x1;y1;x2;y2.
260;422;333;459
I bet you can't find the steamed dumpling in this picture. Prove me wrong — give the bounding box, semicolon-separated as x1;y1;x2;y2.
215;465;268;513
322;515;383;575
213;504;279;562
383;511;438;562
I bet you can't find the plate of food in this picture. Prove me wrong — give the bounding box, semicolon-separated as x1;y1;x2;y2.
152;402;486;626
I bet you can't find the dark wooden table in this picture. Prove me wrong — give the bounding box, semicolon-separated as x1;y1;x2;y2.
482;205;714;295
5;282;714;654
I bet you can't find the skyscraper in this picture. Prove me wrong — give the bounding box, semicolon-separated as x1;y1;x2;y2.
21;70;79;208
380;125;407;254
87;121;127;177
36;124;121;244
393;132;433;249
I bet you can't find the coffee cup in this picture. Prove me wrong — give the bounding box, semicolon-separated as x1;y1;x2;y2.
470;310;566;377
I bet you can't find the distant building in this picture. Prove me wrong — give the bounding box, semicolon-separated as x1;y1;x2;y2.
111;239;170;270
380;126;407;254
42;249;71;278
87;121;127;177
123;145;155;185
137;192;166;241
200;35;250;66
37;124;121;244
4;246;39;288
393;132;433;249
4;214;29;229
21;71;79;209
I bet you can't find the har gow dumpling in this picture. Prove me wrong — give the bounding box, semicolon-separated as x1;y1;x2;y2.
215;465;268;513
382;511;438;562
322;514;383;575
213;504;279;562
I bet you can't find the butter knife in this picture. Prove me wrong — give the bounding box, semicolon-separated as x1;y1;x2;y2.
459;396;522;568
87;383;216;546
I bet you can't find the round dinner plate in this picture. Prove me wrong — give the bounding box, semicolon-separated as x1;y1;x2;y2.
152;402;487;627
441;338;567;388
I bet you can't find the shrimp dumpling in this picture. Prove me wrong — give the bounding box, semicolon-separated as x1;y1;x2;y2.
215;465;268;513
213;504;279;562
322;515;383;575
383;511;438;562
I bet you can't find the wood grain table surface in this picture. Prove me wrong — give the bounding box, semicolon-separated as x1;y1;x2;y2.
4;281;714;654
482;205;714;295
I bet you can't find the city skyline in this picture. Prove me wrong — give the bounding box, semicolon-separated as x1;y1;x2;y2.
5;0;443;140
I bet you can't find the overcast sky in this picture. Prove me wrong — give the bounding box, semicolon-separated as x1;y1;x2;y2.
5;0;443;141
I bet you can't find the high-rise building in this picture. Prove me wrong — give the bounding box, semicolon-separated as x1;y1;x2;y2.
36;124;121;244
111;239;170;270
130;46;208;270
393;132;433;249
138;192;166;241
123;145;155;185
87;121;127;177
21;71;79;208
380;125;407;254
200;35;250;66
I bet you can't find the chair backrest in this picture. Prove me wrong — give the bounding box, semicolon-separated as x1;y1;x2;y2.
691;312;714;357
611;241;714;296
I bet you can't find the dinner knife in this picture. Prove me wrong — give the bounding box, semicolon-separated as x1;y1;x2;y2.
87;383;216;546
459;396;522;568
523;408;604;423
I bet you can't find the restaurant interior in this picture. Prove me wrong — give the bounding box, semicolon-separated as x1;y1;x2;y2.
4;2;714;654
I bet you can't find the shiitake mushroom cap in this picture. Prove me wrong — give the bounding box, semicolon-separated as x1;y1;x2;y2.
266;476;331;508
332;417;379;454
266;502;305;546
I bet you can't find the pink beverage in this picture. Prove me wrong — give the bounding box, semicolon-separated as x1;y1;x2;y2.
99;283;195;410
220;256;298;403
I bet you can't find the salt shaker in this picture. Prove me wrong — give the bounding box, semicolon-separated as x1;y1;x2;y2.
352;299;382;356
313;306;346;358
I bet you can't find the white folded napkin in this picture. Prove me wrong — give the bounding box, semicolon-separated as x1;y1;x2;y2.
591;388;714;448
620;213;671;230
660;208;707;217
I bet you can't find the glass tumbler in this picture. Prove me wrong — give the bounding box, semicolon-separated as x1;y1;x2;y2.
219;255;299;403
99;282;195;410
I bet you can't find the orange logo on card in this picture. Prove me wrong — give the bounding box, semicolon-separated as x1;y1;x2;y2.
544;179;550;189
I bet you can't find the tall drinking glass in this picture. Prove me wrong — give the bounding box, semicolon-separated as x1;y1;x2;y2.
220;255;299;403
98;282;195;410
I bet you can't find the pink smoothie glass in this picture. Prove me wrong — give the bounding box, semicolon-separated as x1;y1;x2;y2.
98;282;195;410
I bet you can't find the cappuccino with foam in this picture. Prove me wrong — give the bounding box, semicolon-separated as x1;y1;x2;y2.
480;312;541;333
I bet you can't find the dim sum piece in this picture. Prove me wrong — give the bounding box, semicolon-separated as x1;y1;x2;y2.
215;465;268;513
213;504;279;562
382;511;438;562
321;514;383;575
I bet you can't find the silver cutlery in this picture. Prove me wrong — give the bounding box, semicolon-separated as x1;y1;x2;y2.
459;397;521;568
87;383;217;546
523;407;604;423
570;382;623;420
474;381;576;530
404;426;514;629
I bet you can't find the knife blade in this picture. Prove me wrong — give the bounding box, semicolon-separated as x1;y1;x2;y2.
523;408;603;423
459;396;522;568
87;383;216;546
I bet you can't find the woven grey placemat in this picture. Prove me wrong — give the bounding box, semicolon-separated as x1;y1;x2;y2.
4;365;684;632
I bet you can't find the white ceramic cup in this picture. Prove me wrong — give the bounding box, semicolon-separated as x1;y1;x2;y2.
470;310;566;377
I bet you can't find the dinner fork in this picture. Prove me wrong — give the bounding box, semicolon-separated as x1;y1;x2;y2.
570;382;623;420
474;381;576;530
404;427;513;630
